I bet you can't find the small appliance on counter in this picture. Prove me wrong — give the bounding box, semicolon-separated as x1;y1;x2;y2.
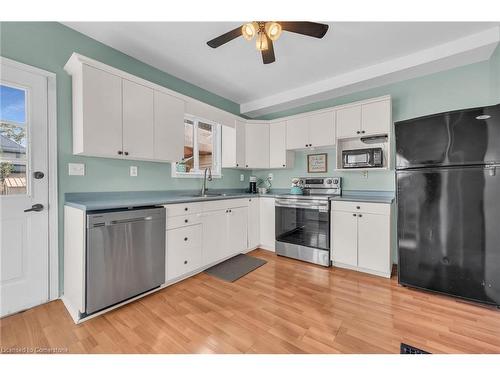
275;176;342;267
290;177;303;195
257;176;272;194
249;176;257;194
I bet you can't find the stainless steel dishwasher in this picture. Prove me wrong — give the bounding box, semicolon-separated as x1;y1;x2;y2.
85;206;165;316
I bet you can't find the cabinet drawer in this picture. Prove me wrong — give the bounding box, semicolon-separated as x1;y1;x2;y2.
166;214;202;230
202;198;248;212
331;200;390;215
164;202;202;217
166;225;202;281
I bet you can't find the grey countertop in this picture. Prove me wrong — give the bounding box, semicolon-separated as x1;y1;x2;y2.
65;189;394;211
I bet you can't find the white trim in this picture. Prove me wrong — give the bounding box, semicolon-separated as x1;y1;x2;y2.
241;26;500;117
0;56;59;301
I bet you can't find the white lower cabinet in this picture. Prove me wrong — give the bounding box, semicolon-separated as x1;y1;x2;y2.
166;224;202;281
259;197;275;251
201;209;228;265
331;201;392;278
165;199;249;282
247;198;260;249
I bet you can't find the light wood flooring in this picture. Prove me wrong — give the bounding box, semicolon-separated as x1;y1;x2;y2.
1;249;500;354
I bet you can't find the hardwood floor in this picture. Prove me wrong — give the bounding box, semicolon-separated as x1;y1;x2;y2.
1;249;500;354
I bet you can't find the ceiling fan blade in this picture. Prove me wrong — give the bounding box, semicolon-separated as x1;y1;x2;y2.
207;26;243;48
262;37;275;64
279;22;329;38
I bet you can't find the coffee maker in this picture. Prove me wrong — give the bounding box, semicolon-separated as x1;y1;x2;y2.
249;176;257;194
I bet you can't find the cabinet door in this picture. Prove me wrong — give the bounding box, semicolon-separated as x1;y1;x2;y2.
357;213;391;274
247;198;260;249
259;198;275;250
245;123;269;168
235;120;246;168
227;207;248;256
269;121;288;168
201;209;228;265
81;64;123;157
336;105;361;139
122;79;154;159
361;99;391;136
308;111;335;147
221;125;237;168
331;210;358;266
286;117;309;150
153;91;185;162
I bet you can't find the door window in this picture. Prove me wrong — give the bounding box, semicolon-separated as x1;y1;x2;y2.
0;84;28;196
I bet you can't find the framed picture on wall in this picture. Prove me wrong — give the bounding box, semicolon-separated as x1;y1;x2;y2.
307;153;328;173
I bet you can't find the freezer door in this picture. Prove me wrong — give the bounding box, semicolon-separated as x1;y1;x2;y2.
395;103;500;169
397;166;500;305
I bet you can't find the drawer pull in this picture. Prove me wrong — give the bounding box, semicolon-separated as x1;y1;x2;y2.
184;219;188;223
184;237;188;241
352;213;357;217
356;206;360;209
358;214;363;217
184;260;188;264
184;207;188;211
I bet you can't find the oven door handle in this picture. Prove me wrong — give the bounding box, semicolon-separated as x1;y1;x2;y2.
275;200;329;212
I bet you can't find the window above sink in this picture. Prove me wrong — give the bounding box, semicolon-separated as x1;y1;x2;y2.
171;114;222;179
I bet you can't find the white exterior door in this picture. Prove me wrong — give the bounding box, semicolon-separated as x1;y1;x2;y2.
0;62;49;317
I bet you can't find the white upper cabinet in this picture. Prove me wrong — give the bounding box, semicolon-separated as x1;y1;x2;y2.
308;111;335;147
154;91;185;162
221;125;237;168
244;122;270;169
336;96;391;139
122;79;154;160
235;120;246;168
336;105;361;139
269;121;294;169
361;99;391;136
286;116;309;150
285;110;335;150
75;64;123;157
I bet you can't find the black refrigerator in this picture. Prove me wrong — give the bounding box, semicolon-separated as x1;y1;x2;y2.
395;103;500;306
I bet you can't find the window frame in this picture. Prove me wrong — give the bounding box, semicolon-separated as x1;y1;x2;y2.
171;114;222;179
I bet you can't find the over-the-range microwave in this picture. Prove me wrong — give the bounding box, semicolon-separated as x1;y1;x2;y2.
342;147;383;168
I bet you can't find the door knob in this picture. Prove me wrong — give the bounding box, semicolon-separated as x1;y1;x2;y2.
24;204;44;212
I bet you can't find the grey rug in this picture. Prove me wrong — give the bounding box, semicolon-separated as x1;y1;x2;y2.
205;254;267;282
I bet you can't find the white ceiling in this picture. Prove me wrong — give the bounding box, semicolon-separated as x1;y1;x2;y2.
63;22;500;117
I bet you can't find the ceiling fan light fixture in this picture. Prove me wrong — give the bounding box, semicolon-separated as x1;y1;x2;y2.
242;22;258;40
265;22;282;41
255;31;269;51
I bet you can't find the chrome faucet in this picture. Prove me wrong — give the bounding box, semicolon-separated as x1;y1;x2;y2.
201;167;212;196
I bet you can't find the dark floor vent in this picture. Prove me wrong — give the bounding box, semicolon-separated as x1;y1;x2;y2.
400;343;430;354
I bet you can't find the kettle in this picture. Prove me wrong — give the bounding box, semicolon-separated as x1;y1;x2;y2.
290;178;303;195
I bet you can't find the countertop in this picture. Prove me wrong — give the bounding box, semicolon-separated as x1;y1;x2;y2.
65;189;394;211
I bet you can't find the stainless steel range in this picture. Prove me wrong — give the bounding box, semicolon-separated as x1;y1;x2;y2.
275;177;341;266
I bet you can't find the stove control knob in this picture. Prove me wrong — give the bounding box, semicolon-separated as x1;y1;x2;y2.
332;178;339;185
325;178;333;185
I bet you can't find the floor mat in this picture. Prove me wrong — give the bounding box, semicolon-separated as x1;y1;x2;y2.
204;254;267;282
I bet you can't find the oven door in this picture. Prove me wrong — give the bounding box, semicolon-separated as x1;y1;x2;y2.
275;197;330;251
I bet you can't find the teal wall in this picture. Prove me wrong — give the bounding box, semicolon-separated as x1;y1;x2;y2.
253;45;500;189
0;22;250;292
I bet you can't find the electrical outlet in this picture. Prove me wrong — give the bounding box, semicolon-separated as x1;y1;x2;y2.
240;174;245;182
268;173;273;181
130;166;138;177
362;170;369;179
68;163;85;176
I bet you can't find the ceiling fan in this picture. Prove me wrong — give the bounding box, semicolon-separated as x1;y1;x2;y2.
207;22;329;64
